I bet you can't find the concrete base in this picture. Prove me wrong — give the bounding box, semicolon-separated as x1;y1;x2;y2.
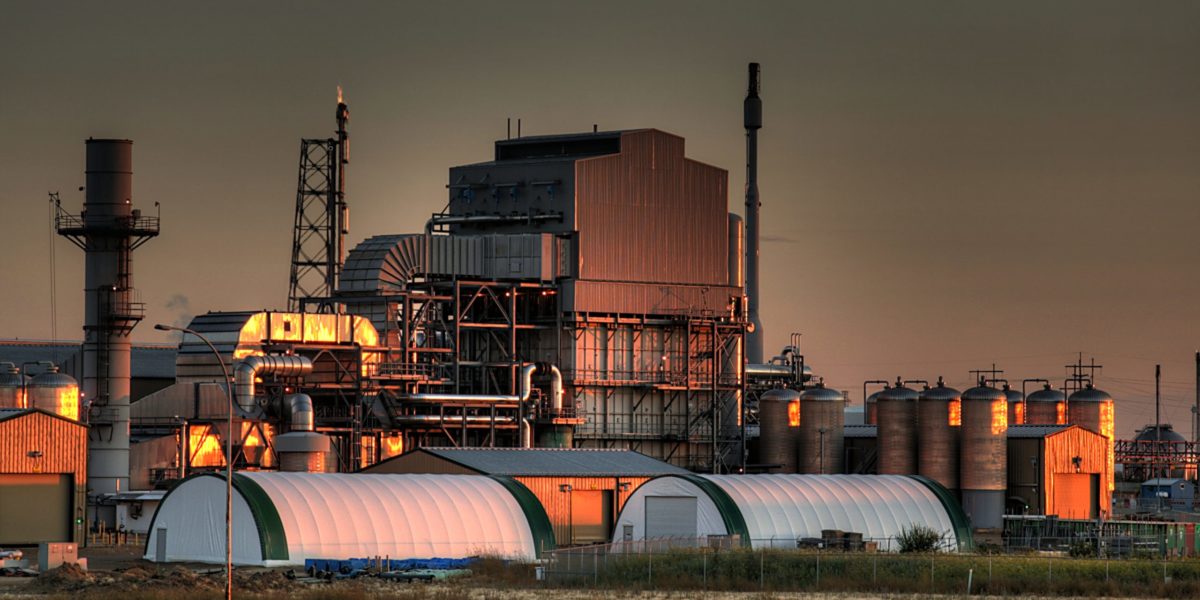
961;489;1005;529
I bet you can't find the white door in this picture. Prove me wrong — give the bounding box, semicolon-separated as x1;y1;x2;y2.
645;496;697;539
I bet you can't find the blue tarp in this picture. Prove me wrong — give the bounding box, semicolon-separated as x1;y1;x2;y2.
304;557;477;573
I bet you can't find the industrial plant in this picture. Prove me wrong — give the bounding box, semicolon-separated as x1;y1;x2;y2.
3;62;1200;574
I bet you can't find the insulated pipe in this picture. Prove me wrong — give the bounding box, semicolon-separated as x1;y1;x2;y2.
406;363;540;405
287;393;314;432
390;415;518;425
548;364;563;413
234;355;314;412
746;364;793;377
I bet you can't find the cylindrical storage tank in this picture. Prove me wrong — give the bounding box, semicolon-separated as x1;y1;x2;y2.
1025;384;1066;425
865;388;884;425
27;366;80;420
0;363;28;409
960;383;1007;529
1003;384;1025;426
757;389;800;473
876;384;918;474
918;379;961;492
1068;384;1115;494
797;383;844;474
537;424;574;449
275;433;331;472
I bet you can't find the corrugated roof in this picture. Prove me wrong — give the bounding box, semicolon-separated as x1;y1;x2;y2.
1008;424;1073;438
414;447;690;476
1142;478;1190;486
0;407;86;427
843;424;877;438
0;340;176;378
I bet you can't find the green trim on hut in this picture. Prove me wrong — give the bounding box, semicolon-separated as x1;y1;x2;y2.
909;474;975;552
685;475;752;547
489;476;557;556
231;473;290;561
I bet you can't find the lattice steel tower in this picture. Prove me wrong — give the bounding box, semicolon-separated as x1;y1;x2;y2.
288;89;349;311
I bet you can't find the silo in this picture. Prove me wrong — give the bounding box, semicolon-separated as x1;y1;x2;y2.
1003;384;1025;426
1025;383;1066;425
757;389;800;473
1068;384;1115;494
918;378;961;492
797;383;844;474
0;363;27;409
865;389;885;425
960;382;1007;529
27;366;80;421
876;383;918;474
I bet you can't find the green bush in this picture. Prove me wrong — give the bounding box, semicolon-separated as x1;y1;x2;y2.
896;523;942;553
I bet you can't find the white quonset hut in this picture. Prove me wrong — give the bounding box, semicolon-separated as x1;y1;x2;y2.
144;472;554;566
612;474;972;552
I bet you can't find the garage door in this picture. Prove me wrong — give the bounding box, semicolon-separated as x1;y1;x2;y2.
0;474;71;544
645;496;697;539
1053;473;1097;519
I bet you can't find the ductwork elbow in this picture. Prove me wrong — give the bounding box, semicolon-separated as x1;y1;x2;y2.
548;365;563;413
234;355;314;412
288;393;315;432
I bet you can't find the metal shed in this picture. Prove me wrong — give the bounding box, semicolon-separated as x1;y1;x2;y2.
1006;424;1112;519
612;474;971;552
363;447;689;546
0;408;88;545
143;472;554;566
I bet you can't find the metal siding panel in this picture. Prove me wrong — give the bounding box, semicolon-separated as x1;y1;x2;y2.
575;130;728;286
1043;427;1111;518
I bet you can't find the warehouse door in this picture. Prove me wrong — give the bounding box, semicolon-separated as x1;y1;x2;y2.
1054;473;1098;519
570;490;614;544
0;474;71;544
645;496;697;539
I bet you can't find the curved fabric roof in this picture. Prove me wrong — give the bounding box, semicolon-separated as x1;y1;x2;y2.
613;474;972;552
144;472;554;566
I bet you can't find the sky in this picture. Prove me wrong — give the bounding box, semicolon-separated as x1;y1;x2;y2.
1;1;1197;438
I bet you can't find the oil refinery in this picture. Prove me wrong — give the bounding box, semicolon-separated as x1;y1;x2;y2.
1;61;1198;576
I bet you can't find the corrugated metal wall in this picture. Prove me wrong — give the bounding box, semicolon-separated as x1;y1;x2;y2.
1044;427;1112;518
575;130;729;286
0;411;87;542
515;476;647;546
562;280;741;316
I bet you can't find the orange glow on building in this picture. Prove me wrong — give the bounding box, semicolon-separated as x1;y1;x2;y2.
233;312;381;375
787;400;800;427
57;387;79;421
188;424;226;467
1014;401;1026;425
1056;402;1067;425
382;435;404;459
948;398;962;426
991;400;1008;435
1100;399;1115;493
243;423;262;447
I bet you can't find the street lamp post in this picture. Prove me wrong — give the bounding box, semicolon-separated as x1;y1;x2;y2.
156;324;233;600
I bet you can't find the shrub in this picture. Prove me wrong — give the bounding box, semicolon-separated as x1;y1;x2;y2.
896;524;942;553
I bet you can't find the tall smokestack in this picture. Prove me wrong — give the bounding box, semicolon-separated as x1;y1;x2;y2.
57;139;159;495
744;63;764;363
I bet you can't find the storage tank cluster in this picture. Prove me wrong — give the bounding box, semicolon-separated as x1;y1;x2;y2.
0;362;80;420
757;381;845;475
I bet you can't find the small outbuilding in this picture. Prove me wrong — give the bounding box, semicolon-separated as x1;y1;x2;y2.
1006;424;1112;519
613;474;971;551
143;472;553;566
363;447;689;545
0;408;87;545
1140;478;1195;510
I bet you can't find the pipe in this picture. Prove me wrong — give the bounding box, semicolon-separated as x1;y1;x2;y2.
744;62;764;364
288;393;314;432
521;417;534;448
548;364;563;413
406;363;540;405
746;363;792;377
390;414;517;425
234;355;314;412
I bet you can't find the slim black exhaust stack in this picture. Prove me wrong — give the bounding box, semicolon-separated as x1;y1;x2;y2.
744;62;764;363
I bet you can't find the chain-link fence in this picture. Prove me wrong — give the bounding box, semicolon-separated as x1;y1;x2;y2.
541;537;1200;595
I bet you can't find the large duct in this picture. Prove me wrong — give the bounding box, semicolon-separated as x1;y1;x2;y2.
276;393;330;473
57;139;160;495
234;355;314;413
744;62;764;364
403;363;556;449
